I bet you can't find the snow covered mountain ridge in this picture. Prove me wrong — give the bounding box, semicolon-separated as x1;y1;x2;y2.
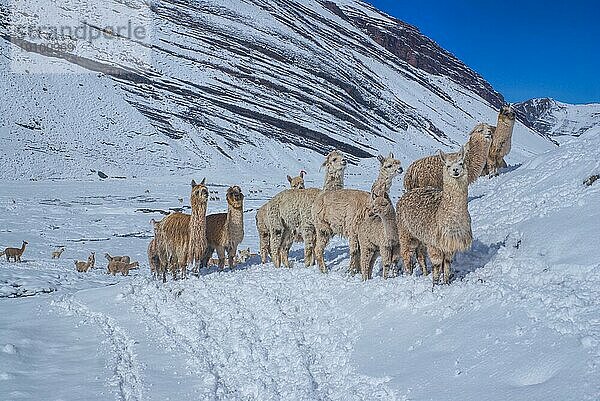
0;0;553;180
514;97;600;143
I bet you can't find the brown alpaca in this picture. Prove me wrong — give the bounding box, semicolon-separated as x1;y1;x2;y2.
1;241;28;262
397;148;473;285
156;178;209;281
104;253;131;264
483;104;516;177
51;247;65;259
107;260;139;276
75;252;95;272
287;170;306;189
202;186;245;269
404;123;494;190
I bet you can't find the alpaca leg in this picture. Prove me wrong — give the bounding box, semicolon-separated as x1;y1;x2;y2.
381;246;393;279
228;245;237;268
429;248;444;285
259;233;270;264
281;230;294;268
216;246;226;270
348;235;361;276
315;227;331;273
416;244;428;276
302;228;316;267
443;253;453;284
360;247;373;281
270;228;284;268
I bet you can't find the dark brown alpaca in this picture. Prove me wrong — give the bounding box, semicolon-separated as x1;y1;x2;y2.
1;241;28;262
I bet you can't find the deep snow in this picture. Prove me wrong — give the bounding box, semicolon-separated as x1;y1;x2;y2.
1;131;599;401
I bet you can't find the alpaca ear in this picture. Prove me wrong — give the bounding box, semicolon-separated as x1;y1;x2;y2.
377;155;384;165
287;175;292;183
459;146;466;159
191;179;197;187
300;170;305;177
438;150;448;163
200;178;206;185
389;152;394;159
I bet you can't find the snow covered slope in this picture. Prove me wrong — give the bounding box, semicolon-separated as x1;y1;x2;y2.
0;131;598;400
515;98;600;143
0;0;553;180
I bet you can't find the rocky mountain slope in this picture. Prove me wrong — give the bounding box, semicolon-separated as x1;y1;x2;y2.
514;98;600;143
0;0;553;180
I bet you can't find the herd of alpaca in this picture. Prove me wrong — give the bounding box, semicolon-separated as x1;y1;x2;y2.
0;106;515;286
253;105;513;284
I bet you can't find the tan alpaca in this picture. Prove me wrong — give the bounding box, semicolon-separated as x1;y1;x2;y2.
202;186;245;269
287;170;306;189
104;253;131;264
404;123;494;190
265;150;347;268
156;179;209;281
483;104;516;177
148;218;166;280
256;171;307;265
397;148;473;285
0;241;28;262
75;252;95;272
51;246;65;259
255;205;272;264
356;193;401;281
312;154;402;273
107;260;140;276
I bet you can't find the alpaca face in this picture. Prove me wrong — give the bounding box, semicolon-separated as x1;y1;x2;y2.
471;123;495;141
190;179;209;205
377;153;403;178
500;104;516;120
371;193;392;216
287;174;305;189
226;185;244;209
440;148;466;179
323;150;347;174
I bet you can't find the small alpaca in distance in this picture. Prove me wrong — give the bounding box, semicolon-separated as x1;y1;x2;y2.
0;241;28;262
51;246;65;259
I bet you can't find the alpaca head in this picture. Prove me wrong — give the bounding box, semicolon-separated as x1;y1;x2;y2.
190;178;209;208
470;123;495;142
322;150;347;175
226;185;244;209
499;104;516;120
370;192;393;216
23;241;28;246
287;172;305;189
238;247;251;263
377;153;403;180
439;147;466;180
89;252;95;263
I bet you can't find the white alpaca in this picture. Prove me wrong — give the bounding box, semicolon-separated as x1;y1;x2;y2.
397;147;472;284
265;150;347;268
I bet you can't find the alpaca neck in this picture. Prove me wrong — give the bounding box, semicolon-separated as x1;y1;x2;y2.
323;169;344;191
466;136;490;183
227;204;244;231
190;201;207;229
441;174;468;214
496;117;515;138
371;169;394;197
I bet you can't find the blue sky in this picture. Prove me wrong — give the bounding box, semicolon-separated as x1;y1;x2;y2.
367;0;600;104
